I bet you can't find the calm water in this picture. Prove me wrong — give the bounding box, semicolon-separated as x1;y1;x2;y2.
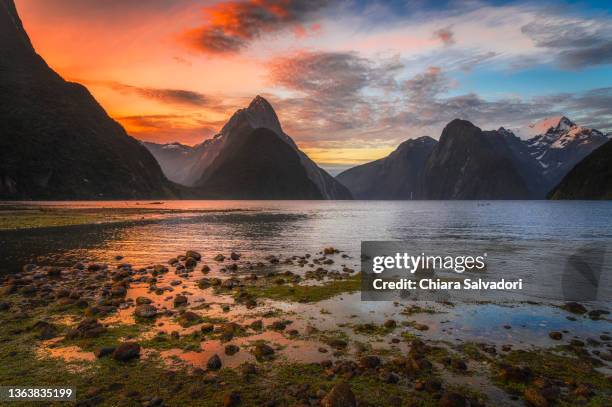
2;200;612;303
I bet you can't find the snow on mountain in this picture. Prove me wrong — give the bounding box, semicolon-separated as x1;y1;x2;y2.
517;116;609;190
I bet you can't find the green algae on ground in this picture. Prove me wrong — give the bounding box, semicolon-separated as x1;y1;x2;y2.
242;273;361;303
493;349;612;405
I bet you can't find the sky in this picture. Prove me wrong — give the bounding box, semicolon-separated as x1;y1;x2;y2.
14;0;612;169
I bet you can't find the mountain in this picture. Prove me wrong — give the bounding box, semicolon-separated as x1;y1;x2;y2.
141;142;200;185
420;120;531;199
335;116;608;200
336;137;437;199
196;128;323;199
549;140;612;200
145;96;352;199
522;116;609;192
0;0;177;199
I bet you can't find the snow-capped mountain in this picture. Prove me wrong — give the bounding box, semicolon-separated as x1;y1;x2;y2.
522;116;609;190
335;115;609;200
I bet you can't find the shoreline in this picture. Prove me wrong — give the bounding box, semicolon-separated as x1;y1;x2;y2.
0;248;610;406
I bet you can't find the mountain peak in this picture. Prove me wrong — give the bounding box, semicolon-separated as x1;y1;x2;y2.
528;116;575;136
1;0;59;79
221;95;283;138
248;95;273;111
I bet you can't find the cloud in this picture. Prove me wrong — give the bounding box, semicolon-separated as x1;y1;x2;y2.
404;66;449;101
433;27;454;46
521;16;612;69
92;81;213;107
266;50;403;140
182;0;330;54
268;50;398;100
266;54;612;151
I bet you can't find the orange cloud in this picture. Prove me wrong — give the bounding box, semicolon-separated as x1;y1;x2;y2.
182;0;330;54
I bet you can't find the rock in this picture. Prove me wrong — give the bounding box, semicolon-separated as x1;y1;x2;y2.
379;370;400;384
0;301;10;311
524;386;548;407
223;391;241;407
359;355;381;369
498;364;532;383
135;304;157;319
240;363;257;376
33;321;58;340
0;284;16;296
562;302;587;314
87;263;106;272
200;323;214;333
570;339;585;347
230;252;241;261
253;343;275;360
186;251;202;261
66;318;106;339
323;247;339;255
19;285;37;295
110;285;127;297
201;265;211;273
225;344;240;355
214;254;225;262
207;354;222;370
573;383;592;397
440;392;469;407
153;264;168;274
173;295;188;307
327;339;348;349
451;359;467;371
112;342;140;362
94;347;116;358
185;257;197;269
46;267;62;277
250;320;263;331
548;331;562;340
321;382;356;407
270;320;288;331
178;311;201;327
383;319;396;329
136;297;152;305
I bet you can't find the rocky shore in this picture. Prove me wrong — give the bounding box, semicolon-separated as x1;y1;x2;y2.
0;248;610;406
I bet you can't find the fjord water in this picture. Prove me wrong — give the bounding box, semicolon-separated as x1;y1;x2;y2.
3;200;612;304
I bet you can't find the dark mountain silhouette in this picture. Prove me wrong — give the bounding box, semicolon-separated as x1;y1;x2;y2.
197;128;323;199
420;120;531;199
336;137;437;199
146;96;352;199
335;116;609;200
0;0;178;199
549;140;612;200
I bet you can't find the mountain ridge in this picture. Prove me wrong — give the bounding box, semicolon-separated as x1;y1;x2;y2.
0;0;179;199
335;115;608;200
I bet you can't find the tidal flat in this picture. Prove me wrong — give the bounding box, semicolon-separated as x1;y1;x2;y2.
0;202;611;406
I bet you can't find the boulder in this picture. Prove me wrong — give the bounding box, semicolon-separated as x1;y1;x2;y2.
112;342;141;362
134;304;157;319
321;382;356;407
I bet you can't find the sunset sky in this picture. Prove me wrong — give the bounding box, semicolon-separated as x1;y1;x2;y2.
15;0;612;170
